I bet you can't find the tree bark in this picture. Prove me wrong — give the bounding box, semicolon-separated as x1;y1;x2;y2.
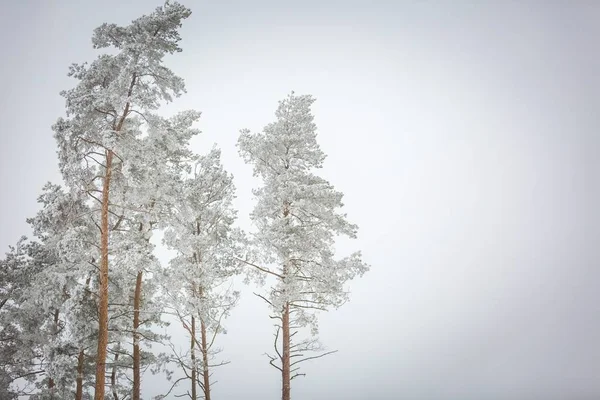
94;73;134;400
75;349;85;400
110;345;119;400
76;275;91;400
200;318;211;400
281;203;291;400
48;308;60;398
191;316;197;400
94;149;113;400
133;270;143;400
281;302;291;400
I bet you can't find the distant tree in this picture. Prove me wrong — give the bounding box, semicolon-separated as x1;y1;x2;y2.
51;2;198;398
0;183;98;399
237;92;369;400
26;184;96;400
159;147;243;400
0;237;42;399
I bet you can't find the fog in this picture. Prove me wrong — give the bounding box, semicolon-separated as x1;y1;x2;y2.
1;1;599;399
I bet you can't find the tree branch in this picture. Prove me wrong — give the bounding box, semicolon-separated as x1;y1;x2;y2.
290;350;338;367
235;257;284;279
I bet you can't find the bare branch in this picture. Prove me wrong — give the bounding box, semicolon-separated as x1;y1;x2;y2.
290;350;338;367
253;292;274;307
291;372;306;380
155;376;187;400
264;353;283;372
273;326;282;360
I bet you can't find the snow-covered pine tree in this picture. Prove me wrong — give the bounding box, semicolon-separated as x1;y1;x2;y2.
237;92;369;400
0;237;43;399
160;147;243;400
26;184;97;400
51;2;199;398
0;182;98;399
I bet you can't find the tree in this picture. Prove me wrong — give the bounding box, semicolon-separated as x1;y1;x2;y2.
51;2;197;398
26;184;97;400
0;237;42;399
0;183;98;399
159;147;243;400
237;92;369;400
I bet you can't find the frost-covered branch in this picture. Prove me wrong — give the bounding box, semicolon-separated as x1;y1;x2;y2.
235;257;284;279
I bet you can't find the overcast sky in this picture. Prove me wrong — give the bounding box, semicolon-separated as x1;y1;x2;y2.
1;1;600;399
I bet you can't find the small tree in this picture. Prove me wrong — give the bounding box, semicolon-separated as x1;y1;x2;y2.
160;147;242;400
237;92;369;400
0;237;43;399
27;184;97;400
0;183;98;399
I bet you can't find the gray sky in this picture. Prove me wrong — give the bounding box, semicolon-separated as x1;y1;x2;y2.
1;1;600;399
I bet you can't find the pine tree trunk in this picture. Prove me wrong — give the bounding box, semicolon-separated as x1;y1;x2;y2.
94;149;113;400
75;349;84;400
191;316;197;400
281;203;292;400
110;345;119;400
133;270;143;400
281;302;291;400
200;318;211;400
48;308;59;398
48;376;55;394
94;74;134;400
76;275;91;400
48;377;55;396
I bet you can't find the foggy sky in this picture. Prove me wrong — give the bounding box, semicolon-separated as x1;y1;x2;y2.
1;1;599;399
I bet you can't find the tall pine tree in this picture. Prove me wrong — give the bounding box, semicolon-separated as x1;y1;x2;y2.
238;92;369;400
52;3;198;398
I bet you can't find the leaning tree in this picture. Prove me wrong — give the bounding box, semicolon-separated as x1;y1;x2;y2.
51;2;199;398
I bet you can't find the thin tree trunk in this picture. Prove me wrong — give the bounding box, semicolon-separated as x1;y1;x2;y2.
200;318;211;400
133;270;143;400
281;302;291;400
191;316;197;400
110;345;120;400
190;250;201;400
75;349;85;400
48;375;55;394
48;308;60;397
94;148;113;400
76;275;92;400
281;203;292;400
